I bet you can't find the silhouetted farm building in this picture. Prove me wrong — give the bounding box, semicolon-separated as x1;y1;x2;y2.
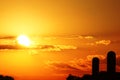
66;51;120;80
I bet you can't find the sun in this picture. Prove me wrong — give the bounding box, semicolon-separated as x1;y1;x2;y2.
17;35;31;47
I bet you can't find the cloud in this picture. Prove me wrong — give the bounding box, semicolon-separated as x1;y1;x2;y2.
95;40;111;45
0;45;18;49
86;55;105;61
46;55;105;75
0;36;15;39
67;35;94;39
37;45;78;51
84;36;94;39
50;62;80;71
78;36;94;39
46;54;120;76
46;60;90;76
86;40;111;46
0;44;77;51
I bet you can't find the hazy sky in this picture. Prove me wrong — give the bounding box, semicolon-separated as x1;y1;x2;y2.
0;1;120;80
0;0;120;35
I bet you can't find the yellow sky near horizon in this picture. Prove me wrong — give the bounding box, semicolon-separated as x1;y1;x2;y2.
0;0;120;36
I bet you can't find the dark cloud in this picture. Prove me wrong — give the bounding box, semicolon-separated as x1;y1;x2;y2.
46;61;90;76
0;44;77;51
34;45;77;51
0;45;18;49
0;36;15;39
51;63;80;71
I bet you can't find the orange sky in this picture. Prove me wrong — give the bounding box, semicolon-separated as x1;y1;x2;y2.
0;35;120;80
0;0;120;80
0;0;120;35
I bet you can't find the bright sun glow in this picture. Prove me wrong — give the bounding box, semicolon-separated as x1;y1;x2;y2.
17;35;31;47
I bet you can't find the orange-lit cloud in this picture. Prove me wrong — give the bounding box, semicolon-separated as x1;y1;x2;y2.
86;40;111;46
37;45;77;51
0;44;77;51
46;54;120;76
78;36;94;39
63;35;94;40
95;40;111;46
46;60;90;76
86;55;105;61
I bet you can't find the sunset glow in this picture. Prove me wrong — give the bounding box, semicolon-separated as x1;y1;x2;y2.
17;35;31;47
0;0;120;80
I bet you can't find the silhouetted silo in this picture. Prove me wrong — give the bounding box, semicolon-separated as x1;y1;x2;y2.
107;51;116;73
92;57;99;76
